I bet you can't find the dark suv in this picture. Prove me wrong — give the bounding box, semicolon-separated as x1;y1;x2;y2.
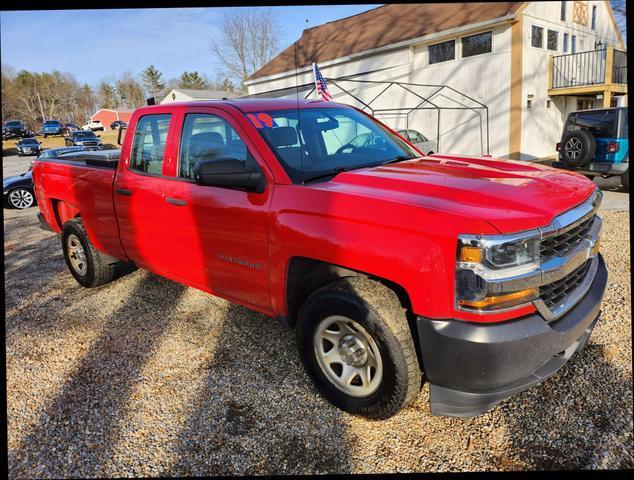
3;120;31;139
553;107;629;192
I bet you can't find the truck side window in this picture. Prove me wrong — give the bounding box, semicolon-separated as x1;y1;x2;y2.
130;114;171;175
178;113;251;180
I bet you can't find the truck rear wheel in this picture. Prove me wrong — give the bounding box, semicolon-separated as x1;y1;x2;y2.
61;218;116;288
296;276;422;419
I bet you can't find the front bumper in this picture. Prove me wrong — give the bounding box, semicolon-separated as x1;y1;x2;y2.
417;254;607;417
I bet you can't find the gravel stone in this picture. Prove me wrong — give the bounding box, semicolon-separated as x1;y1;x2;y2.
5;207;632;476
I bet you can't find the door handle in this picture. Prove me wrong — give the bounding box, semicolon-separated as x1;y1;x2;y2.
116;188;133;196
166;197;187;206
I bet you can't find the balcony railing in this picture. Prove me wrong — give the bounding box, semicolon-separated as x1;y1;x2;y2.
613;49;627;84
550;46;627;90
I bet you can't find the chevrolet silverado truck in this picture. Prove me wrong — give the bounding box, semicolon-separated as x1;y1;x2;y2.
32;99;607;419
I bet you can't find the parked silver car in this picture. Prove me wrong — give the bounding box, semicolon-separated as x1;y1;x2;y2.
397;129;437;155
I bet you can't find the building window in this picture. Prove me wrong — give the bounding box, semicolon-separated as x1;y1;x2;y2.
547;99;552;108
561;1;567;21
461;31;492;57
563;32;569;52
571;35;577;53
547;30;559;50
532;25;544;48
591;5;597;30
428;39;455;64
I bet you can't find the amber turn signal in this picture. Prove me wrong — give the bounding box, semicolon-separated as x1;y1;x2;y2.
460;246;483;263
459;288;538;310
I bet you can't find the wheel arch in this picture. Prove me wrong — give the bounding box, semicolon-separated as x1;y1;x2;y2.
285;256;423;369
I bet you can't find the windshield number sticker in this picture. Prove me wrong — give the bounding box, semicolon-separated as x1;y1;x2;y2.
247;113;276;129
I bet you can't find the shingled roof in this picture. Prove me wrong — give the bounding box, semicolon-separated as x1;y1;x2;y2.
249;2;524;81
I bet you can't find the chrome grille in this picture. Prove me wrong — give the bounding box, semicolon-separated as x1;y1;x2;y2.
540;215;596;261
539;260;591;311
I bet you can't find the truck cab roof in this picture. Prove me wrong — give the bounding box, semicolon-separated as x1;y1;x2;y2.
138;98;335;114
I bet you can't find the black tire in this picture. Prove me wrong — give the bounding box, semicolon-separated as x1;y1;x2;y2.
561;130;596;167
61;218;116;288
43;134;47;138
622;168;629;193
7;187;36;209
296;276;422;419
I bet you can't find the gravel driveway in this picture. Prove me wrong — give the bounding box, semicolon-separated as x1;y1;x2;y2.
5;206;632;476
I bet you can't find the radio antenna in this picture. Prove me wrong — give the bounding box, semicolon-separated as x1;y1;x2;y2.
294;19;307;185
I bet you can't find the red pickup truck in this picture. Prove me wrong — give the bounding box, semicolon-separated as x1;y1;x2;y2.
33;99;607;419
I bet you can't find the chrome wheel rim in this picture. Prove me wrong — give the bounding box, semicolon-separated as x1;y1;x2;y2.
314;315;383;397
9;189;34;209
67;234;88;276
565;138;582;160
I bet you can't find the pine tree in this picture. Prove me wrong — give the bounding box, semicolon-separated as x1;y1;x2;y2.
98;82;117;109
219;77;235;92
178;71;207;90
141;65;165;98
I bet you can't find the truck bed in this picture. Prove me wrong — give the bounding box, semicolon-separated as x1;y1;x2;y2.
32;148;126;260
43;149;121;169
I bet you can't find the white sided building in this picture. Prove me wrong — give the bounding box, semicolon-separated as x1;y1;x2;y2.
246;1;626;160
160;88;242;104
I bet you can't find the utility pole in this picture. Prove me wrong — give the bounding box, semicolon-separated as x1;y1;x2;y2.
36;92;45;122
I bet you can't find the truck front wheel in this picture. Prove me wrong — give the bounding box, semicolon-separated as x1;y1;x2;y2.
61;218;116;288
296;276;422;419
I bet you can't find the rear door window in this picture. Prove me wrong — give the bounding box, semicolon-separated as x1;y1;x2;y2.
130;114;171;175
178;113;252;181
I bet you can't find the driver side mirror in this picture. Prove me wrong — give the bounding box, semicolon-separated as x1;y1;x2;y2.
193;158;265;193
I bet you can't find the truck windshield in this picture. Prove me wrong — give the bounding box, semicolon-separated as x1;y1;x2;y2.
247;107;418;184
74;131;96;139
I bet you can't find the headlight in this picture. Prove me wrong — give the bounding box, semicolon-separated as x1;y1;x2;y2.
456;232;540;312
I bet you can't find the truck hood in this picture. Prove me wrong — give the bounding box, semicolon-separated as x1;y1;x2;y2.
320;155;597;233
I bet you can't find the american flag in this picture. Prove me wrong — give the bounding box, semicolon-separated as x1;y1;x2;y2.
312;63;332;101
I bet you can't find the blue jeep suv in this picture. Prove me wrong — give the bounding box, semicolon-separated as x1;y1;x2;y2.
553;107;629;192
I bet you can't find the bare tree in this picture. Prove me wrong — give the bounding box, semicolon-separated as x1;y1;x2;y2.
1;67;96;129
115;72;145;109
210;9;281;87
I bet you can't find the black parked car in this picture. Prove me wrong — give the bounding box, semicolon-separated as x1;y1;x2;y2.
110;120;128;130
16;137;42;156
4;146;87;209
65;130;103;150
3;120;31;139
3;169;36;209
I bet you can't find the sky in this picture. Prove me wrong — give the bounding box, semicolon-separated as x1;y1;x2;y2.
0;5;379;87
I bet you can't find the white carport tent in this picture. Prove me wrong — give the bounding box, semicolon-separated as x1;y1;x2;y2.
243;76;490;156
